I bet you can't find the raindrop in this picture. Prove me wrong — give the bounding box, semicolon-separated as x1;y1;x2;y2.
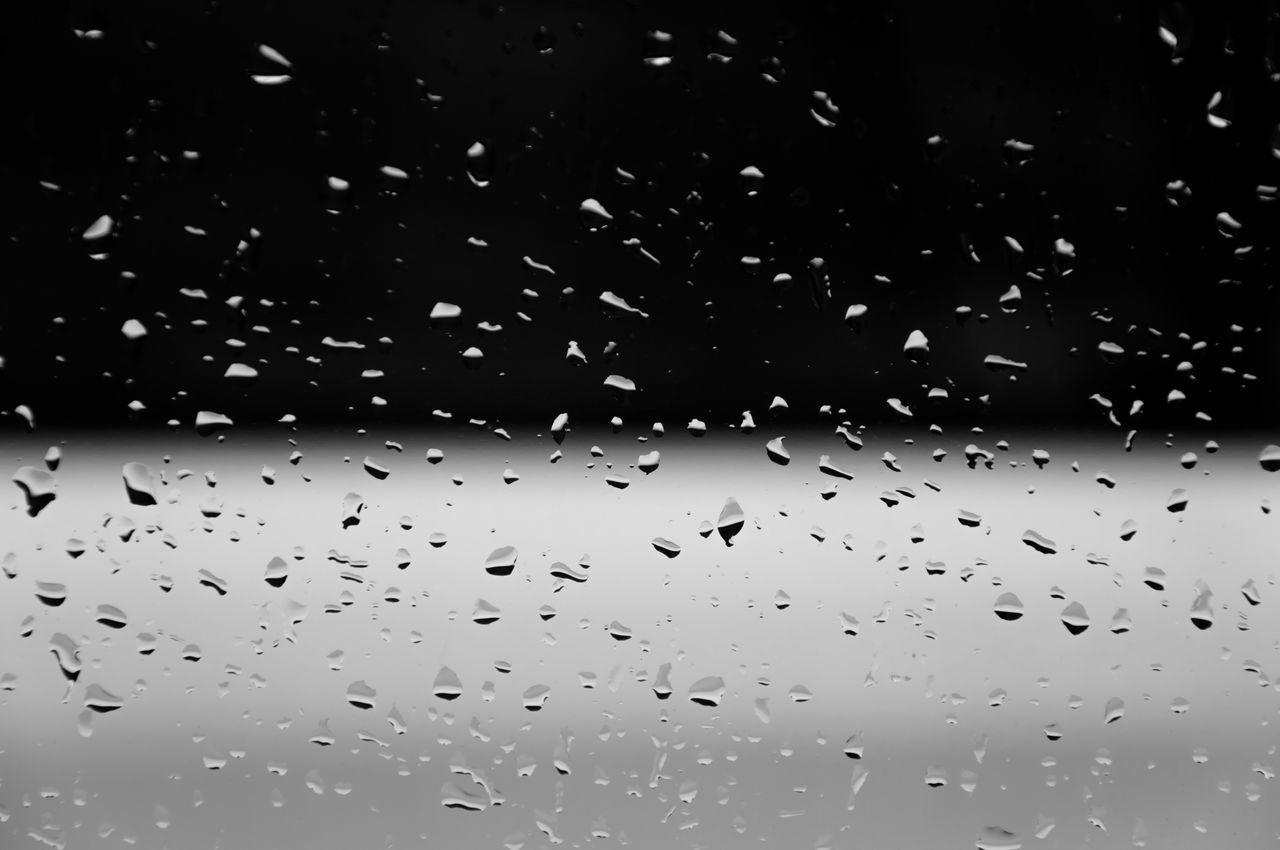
264;557;288;587
716;497;745;545
579;198;613;231
49;633;81;680
472;599;501;625
341;492;364;528
603;374;636;393
903;329;930;363
258;43;292;67
83;214;114;240
441;780;488;812
810;90;840;127
121;462;156;505
1060;602;1090;635
1190;581;1214;629
1110;609;1133;634
12;466;56;516
549;561;588;582
346;680;377;710
95;604;127;629
36;581;67;607
976;826;1022;850
637;450;660;473
466;141;493;187
993;593;1024;621
485;546;518;576
688;676;725;707
1021;529;1057;554
433;667;463;700
651;538;681;558
522;684;551;711
194;411;234;437
765;437;790;465
84;684;124;713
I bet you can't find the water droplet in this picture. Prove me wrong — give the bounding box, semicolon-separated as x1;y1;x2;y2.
1021;529;1057;554
810;90;840;127
83;214;114;241
95;604;127;629
36;581;67;606
264;556;288;587
603;374;636;393
765;437;790;465
363;457;390;480
1190;581;1214;629
976;826;1022;850
688;676;725;706
1060;602;1090;634
433;666;463;700
643;29;674;66
522;684;551;711
197;570;228;596
637;450;660;474
84;683;124;713
194;410;234;437
818;455;853;480
484;546;518;576
549;561;588;582
994;593;1024;621
341;492;364;528
441;779;488;812
12;466;56;516
465;141;493;187
345;680;376;710
121;462;156;505
472;598;501;624
717;497;745;545
579;198;613;231
903;329;930;363
120;318;147;340
651;538;681;558
1109;609;1132;634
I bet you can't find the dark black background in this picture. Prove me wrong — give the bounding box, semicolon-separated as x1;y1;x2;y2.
3;0;1278;432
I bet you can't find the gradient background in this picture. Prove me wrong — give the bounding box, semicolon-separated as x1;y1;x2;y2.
3;1;1280;848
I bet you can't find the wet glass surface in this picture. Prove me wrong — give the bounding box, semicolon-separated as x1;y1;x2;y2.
3;3;1280;848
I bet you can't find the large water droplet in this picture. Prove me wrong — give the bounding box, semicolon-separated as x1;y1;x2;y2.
121;462;156;505
12;466;56;516
717;498;745;545
485;546;518;576
1060;602;1090;635
433;666;463;700
994;593;1024;621
688;676;725;706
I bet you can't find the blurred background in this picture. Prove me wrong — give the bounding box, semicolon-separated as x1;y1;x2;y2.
2;0;1278;429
